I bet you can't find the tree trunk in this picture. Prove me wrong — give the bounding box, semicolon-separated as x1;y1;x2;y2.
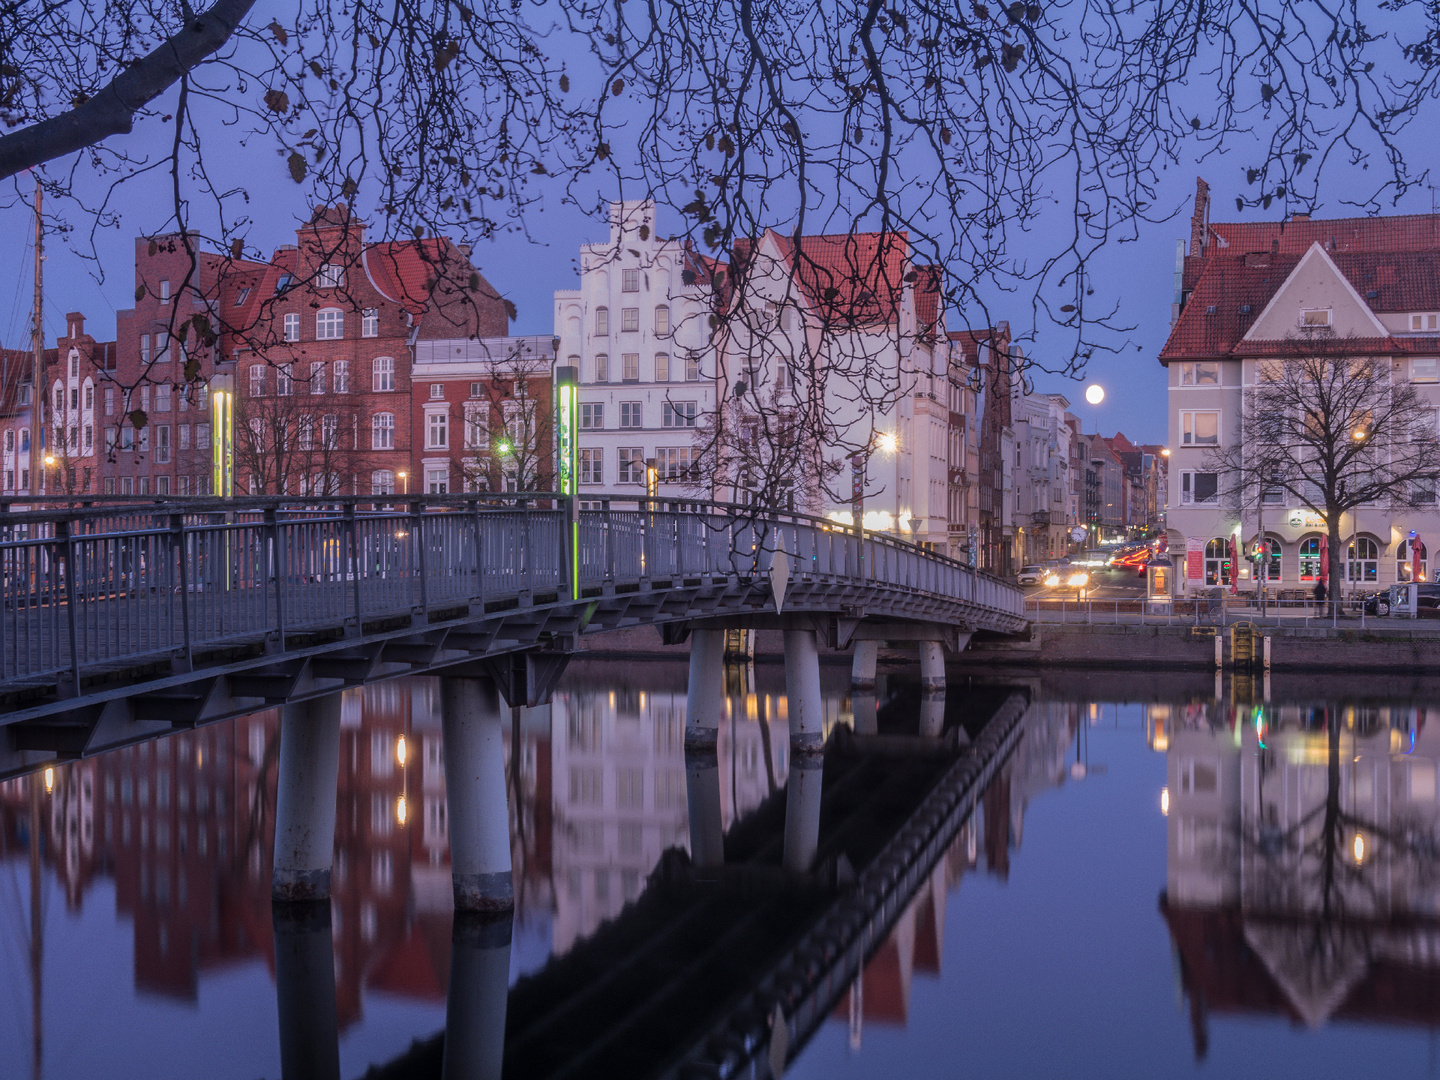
1327;510;1344;618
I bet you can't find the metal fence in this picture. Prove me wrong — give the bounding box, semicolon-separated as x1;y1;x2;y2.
0;494;1023;688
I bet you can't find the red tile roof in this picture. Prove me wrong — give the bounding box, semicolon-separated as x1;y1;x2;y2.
732;230;913;327
946;328;995;364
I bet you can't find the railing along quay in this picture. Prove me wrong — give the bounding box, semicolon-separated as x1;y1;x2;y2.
0;494;1024;694
1024;595;1436;630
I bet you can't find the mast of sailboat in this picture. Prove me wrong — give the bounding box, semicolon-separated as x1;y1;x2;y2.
29;176;43;499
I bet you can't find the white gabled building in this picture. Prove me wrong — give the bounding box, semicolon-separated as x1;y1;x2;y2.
553;201;722;506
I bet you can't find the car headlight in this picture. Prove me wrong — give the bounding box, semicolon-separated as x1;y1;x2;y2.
1067;572;1089;587
1043;574;1060;587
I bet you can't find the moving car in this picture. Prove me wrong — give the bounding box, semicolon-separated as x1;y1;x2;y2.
1017;565;1046;586
1363;582;1440;616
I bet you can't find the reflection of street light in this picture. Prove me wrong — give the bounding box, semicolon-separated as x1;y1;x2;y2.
396;735;408;766
1160;787;1170;816
1353;833;1366;864
43;767;54;794
396;794;408;826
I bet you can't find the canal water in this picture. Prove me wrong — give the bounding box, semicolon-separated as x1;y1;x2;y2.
0;659;1436;1079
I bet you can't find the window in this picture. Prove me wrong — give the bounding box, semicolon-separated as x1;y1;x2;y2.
249;366;266;397
655;353;670;382
1347;537;1379;582
463;403;487;448
140;334;151;363
1300;308;1332;327
83;424;93;453
580;448;603;484
1204;538;1230;586
198;384;209;411
310;362;326;394
159;279;170;303
622;353;639;381
426;466;448;494
595;307;609;335
1399;540;1430;582
316;263;344;289
1178;758;1220;796
104;426;117;453
1414;357;1439;383
178;424;190;451
152;425;170;463
316;309;343;340
2;430;9;451
321;414;338;449
430;383;445;400
621;268;640;292
617;768;644;809
283;313;299;342
618;448;645;484
655;446;694;480
140;386;150;413
83;384;93;410
1179;362;1220;386
655;306;670;336
1412;480;1438;507
371;469;395;495
196;423;209;449
373;356;395;391
297;416;314;451
105;387;114;416
1180;411;1219;446
234;287;251;307
1411;313;1440;332
594;353;609;383
333;360;349;393
362;308;379;337
619;401;642;429
662;400;697;427
427;411;448;449
1181;471;1218;504
276;364;293;396
138;426;149;452
372;412;395;449
1299;537;1323;581
684;351;700;382
621;308;639;333
155;385;171;412
580;402;603;429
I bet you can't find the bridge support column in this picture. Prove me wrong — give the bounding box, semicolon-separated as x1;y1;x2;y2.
442;913;512;1080
784;629;825;755
273;901;341;1080
783;755;824;873
273;694;343;901
685;629;727;867
441;676;513;912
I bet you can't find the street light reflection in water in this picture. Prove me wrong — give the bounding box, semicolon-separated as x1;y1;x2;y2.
0;667;1438;1079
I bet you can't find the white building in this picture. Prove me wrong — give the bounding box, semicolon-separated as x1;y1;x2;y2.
1011;391;1073;564
553;201;721;506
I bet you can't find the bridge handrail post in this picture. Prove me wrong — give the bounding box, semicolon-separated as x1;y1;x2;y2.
58;519;81;692
469;499;485;608
411;500;428;617
172;513;193;670
267;507;287;651
344;502;363;635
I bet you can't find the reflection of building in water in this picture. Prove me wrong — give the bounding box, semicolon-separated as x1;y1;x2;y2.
830;700;1078;1047
1156;699;1440;1050
0;676;554;1028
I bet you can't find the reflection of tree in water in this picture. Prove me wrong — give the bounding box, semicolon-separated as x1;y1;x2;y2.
1240;705;1440;1026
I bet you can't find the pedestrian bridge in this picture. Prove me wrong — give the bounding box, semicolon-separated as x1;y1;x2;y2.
0;495;1024;770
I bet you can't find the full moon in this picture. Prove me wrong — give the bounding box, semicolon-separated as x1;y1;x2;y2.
1084;384;1105;405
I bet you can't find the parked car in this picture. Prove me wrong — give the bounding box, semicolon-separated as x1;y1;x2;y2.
1017;565;1046;586
1363;582;1440;616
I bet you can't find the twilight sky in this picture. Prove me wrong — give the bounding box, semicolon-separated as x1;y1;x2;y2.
5;25;1440;449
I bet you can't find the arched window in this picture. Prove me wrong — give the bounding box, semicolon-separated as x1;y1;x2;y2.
371;469;395;496
1399;539;1430;582
316;308;344;340
372;412;395;450
1347;536;1379;582
1257;537;1281;583
654;305;670;336
1299;536;1323;581
373;356;395;392
1204;538;1230;586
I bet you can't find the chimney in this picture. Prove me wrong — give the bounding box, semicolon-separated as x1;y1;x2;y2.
1290;212;1310;222
65;312;85;340
1189;178;1211;258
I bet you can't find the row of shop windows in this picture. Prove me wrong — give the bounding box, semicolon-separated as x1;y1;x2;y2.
1197;536;1428;586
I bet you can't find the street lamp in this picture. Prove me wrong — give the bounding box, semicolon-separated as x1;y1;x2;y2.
398;470;408;495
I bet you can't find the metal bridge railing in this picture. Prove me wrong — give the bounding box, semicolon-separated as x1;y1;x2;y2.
0;494;1023;689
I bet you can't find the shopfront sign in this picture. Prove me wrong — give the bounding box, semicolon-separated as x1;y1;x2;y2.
1286;509;1326;530
1186;536;1204;580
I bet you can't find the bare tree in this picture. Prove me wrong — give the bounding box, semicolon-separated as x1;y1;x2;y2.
6;0;1440;475
234;375;372;496
1209;332;1440;595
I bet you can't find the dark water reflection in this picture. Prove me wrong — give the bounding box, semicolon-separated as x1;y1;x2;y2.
2;663;1440;1078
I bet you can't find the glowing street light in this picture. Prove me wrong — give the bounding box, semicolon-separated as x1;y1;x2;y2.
398;469;408;495
1160;447;1171;457
875;431;898;454
1084;383;1105;406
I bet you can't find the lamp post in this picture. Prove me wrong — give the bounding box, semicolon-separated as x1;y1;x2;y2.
209;373;234;498
555;364;579;598
398;470;408;496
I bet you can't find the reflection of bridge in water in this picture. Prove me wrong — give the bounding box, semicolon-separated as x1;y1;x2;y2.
347;685;1030;1080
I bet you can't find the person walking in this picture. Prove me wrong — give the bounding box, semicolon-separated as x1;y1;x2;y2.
1313;576;1326;615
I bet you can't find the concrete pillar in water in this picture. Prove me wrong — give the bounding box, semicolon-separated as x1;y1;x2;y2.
919;641;946;695
851;640;879;692
784;628;825;755
783;754;824;873
685;628;726;866
440;676;513;912
273;901;341;1080
273;694;343;901
443;912;513;1080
